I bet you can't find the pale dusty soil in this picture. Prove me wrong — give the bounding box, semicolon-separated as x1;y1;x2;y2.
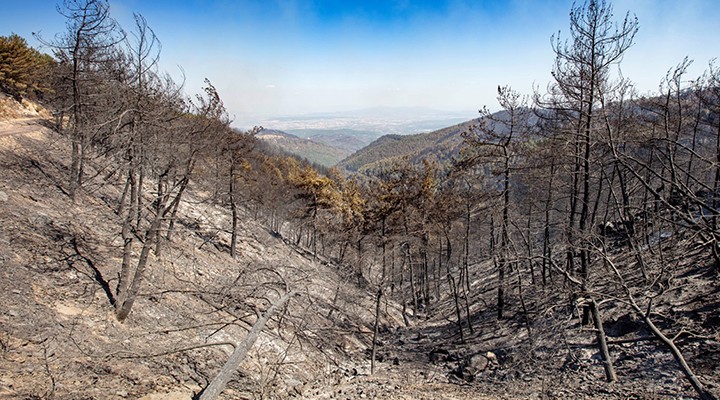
0;118;48;137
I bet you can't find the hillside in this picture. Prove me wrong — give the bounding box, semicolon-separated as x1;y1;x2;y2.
257;129;351;167
0;93;50;119
2;113;718;400
337;118;479;174
286;128;381;153
0;112;535;400
0;116;384;398
2;1;720;396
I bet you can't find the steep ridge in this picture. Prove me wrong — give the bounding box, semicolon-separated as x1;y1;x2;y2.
0;114;535;400
286;129;381;153
337;118;479;175
0;117;394;399
257;129;351;167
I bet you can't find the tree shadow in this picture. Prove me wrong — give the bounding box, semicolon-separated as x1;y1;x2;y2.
40;220;117;307
68;236;116;306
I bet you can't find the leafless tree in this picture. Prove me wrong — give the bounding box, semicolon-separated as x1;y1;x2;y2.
534;0;639;382
38;0;125;199
462;85;536;320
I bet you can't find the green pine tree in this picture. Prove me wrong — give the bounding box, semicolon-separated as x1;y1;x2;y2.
0;33;53;101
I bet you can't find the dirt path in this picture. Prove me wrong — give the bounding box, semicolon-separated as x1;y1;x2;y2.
0;117;48;137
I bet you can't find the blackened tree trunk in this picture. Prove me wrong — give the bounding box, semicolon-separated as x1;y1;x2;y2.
198;291;295;400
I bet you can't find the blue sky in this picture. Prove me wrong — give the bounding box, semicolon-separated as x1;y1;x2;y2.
2;0;719;125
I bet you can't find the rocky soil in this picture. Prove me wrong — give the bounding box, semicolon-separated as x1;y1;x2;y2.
0;111;718;399
0;116;378;399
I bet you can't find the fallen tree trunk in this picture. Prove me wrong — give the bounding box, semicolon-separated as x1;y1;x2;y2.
640;313;717;400
603;256;717;400
197;290;295;400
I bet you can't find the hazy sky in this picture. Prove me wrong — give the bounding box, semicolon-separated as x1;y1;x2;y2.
2;0;719;124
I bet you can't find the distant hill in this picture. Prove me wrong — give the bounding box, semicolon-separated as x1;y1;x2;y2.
286;128;382;152
337;118;480;175
256;129;351;167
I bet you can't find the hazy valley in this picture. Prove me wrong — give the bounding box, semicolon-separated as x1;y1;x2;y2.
254;107;476;167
